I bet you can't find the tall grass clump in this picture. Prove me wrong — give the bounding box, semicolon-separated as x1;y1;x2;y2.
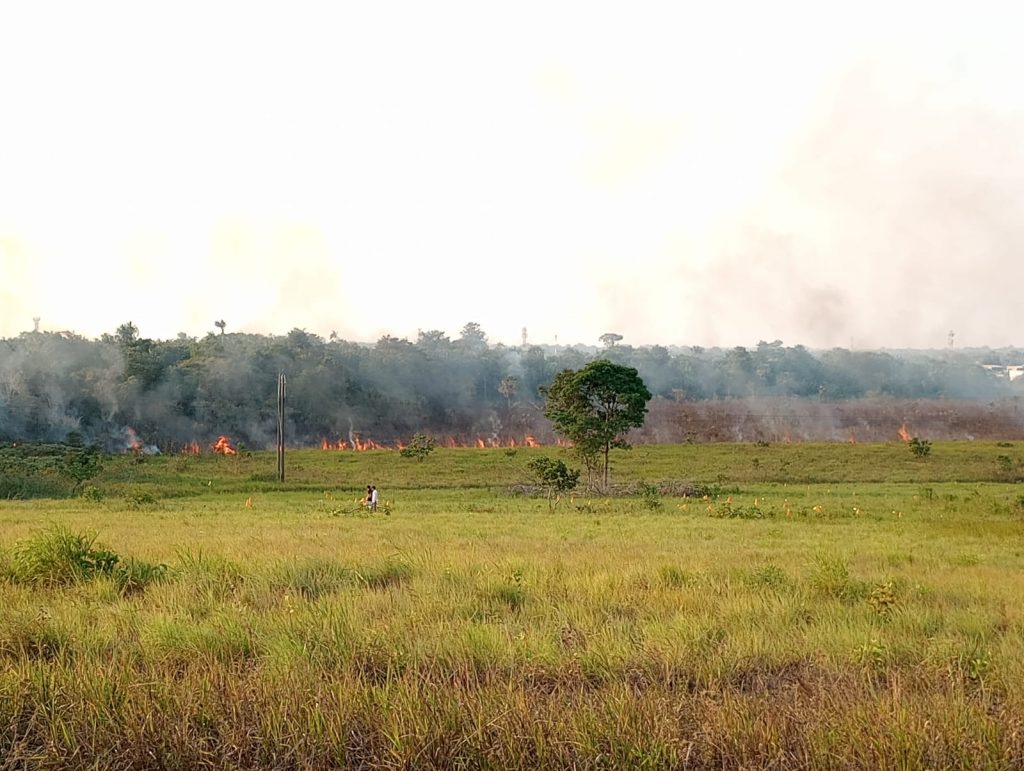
11;527;117;587
808;553;867;602
9;526;166;594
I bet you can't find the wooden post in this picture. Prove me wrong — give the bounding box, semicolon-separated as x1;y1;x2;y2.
277;373;286;482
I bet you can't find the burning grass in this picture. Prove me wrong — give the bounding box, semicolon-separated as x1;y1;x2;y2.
1;447;1024;768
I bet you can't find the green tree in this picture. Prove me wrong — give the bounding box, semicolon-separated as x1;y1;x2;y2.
540;359;651;489
527;456;580;509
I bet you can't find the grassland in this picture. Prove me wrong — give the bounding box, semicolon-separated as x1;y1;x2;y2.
1;442;1023;769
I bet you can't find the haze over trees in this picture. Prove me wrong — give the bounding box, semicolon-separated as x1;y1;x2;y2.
1;323;1023;451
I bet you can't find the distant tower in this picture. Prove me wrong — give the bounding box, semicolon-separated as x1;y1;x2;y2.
948;330;955;348
521;327;528;348
32;317;40;333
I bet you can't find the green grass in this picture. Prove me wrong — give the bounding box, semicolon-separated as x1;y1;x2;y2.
1;442;1023;768
88;440;1024;497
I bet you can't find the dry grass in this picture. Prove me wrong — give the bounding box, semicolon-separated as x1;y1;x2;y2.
1;445;1023;768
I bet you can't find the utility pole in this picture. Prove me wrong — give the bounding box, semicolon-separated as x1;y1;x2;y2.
277;373;286;482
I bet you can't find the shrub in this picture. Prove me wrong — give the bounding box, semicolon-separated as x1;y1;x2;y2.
527;456;580;508
908;437;931;457
399;433;435;462
638;482;662;510
79;484;103;502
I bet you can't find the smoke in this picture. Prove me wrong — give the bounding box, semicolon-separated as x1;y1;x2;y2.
725;50;1024;349
2;322;1023;451
0;332;123;445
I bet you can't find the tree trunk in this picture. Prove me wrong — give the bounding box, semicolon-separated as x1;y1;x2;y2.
603;443;610;489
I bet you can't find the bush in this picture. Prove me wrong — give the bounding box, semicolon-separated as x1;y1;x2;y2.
908;437;931;457
638;482;662;510
399;433;435;462
527;456;580;508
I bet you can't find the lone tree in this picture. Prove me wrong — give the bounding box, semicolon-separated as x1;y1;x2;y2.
540;359;651;489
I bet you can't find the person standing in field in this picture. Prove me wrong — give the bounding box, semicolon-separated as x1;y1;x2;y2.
370;485;378;512
365;485;373;510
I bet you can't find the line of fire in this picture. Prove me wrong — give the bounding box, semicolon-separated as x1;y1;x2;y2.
124;426;918;455
161;434;556;455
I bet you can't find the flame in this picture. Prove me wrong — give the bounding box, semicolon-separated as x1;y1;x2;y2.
897;423;911;442
315;433;549;450
318;435;387;451
126;427;142;454
353;435;384;451
212;436;237;455
181;441;202;455
848;432;857;444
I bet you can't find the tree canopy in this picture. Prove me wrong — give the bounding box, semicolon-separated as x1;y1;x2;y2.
541;359;652;489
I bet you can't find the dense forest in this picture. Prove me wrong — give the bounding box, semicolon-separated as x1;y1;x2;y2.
2;322;1024;451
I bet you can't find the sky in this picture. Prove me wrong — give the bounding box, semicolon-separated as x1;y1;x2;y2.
1;1;1022;350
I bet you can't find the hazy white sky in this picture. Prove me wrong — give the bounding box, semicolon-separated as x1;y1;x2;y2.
2;1;1022;349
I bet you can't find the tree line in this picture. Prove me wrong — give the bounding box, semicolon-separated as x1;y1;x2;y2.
1;322;1022;451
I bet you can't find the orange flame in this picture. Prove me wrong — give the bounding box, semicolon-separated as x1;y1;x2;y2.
315;434;549;450
126;427;142;454
319;439;350;450
897;423;911;442
848;432;857;444
212;435;237;455
353;436;384;451
181;441;202;455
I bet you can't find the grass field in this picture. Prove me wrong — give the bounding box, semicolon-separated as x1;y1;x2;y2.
1;442;1023;769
